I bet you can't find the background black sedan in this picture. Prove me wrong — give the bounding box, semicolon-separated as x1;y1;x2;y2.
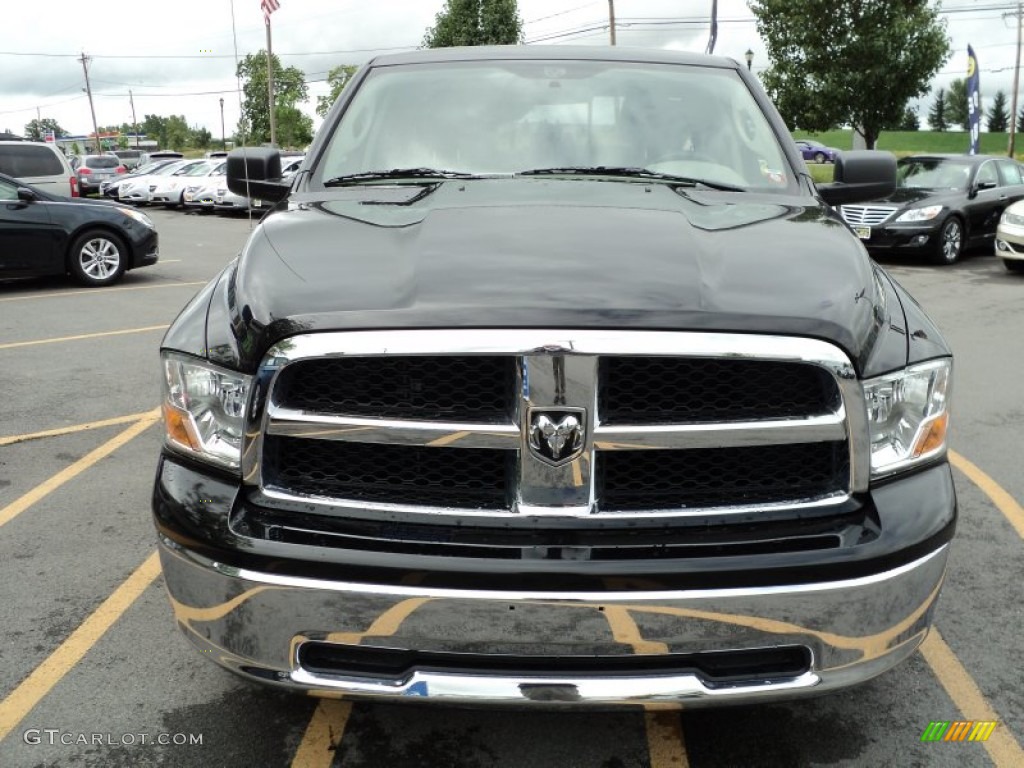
839;154;1024;264
0;172;158;286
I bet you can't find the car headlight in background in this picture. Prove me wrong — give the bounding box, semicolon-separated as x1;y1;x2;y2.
162;353;252;471
862;359;952;478
119;207;155;229
1001;210;1024;227
895;205;944;223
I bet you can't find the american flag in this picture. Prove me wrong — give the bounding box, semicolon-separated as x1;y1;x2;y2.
261;0;279;24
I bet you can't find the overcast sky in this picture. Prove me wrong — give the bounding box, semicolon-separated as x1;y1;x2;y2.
0;0;1019;140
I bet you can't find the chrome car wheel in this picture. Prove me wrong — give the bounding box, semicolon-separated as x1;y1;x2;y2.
69;231;127;286
934;218;963;265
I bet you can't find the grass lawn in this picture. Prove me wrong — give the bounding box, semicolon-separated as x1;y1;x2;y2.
792;128;1014;157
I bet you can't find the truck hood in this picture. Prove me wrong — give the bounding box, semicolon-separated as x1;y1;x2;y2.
220;178;892;372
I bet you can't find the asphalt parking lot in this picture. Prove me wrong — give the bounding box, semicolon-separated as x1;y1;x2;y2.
1;208;1024;767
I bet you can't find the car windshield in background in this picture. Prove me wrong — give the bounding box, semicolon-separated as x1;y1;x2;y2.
86;155;120;168
897;158;971;190
184;162;216;176
318;60;792;192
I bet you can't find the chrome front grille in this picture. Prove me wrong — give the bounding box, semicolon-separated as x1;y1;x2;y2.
247;330;867;519
840;205;898;226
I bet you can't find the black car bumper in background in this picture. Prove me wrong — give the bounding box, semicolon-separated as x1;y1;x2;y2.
152;454;956;705
855;223;939;255
129;230;159;268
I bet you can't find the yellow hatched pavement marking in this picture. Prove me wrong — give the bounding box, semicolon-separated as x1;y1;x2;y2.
0;410;159;447
949;450;1024;540
0;410;160;528
920;629;1024;767
0;552;162;742
0;325;167;350
291;700;353;768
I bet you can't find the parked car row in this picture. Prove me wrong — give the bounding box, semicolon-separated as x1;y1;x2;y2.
99;154;304;213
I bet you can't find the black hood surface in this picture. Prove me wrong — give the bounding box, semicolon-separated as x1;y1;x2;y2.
219;178;891;372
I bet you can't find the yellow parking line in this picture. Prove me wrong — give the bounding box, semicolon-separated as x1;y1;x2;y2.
0;325;167;350
0;409;159;447
0;551;162;742
645;711;690;768
0;280;203;302
0;411;160;529
291;700;353;768
949;450;1024;540
920;629;1024;767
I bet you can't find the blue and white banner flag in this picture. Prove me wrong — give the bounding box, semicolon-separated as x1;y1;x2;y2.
967;45;980;155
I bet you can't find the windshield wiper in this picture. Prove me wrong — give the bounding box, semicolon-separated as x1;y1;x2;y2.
323;168;477;186
517;166;746;191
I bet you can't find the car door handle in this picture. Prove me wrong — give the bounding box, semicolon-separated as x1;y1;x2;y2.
999;195;1008;201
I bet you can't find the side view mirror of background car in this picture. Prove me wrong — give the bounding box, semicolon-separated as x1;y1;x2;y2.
226;147;289;203
969;180;998;199
816;150;897;206
16;187;38;203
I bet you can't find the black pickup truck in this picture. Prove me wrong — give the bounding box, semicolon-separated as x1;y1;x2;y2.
152;46;956;707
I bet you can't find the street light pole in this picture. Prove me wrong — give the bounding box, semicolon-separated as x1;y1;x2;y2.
220;97;226;150
745;49;754;71
1009;0;1022;157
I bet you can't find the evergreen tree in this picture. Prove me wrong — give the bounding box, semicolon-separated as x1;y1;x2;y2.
946;78;969;129
986;90;1009;133
928;88;947;131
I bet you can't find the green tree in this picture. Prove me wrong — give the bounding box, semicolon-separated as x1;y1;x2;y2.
928;88;947;131
192;126;212;149
423;0;523;48
117;135;129;149
70;141;81;155
276;105;314;148
317;64;358;118
946;78;968;129
897;105;919;131
237;50;310;145
750;0;949;149
986;90;1009;133
23;118;67;141
141;114;169;147
164;115;191;149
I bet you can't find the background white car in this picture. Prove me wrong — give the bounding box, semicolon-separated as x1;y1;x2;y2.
996;200;1024;273
150;160;220;208
184;162;227;212
118;159;199;205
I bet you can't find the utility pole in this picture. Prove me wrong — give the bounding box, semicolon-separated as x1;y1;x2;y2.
264;24;276;145
129;89;139;149
78;52;101;154
220;97;226;150
1009;1;1022;157
608;0;616;45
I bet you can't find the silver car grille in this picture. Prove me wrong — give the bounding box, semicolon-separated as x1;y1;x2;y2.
246;331;867;520
840;205;898;226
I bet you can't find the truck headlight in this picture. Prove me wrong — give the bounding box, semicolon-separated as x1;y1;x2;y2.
895;205;943;223
162;352;252;470
862;359;951;477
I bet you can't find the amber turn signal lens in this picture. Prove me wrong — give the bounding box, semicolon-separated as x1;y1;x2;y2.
913;412;949;458
163;402;200;451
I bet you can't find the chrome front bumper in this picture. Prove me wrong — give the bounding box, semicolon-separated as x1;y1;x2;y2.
159;539;948;707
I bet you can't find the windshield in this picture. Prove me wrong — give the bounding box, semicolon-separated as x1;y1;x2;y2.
184;162;215;176
897;158;971;191
318;59;792;192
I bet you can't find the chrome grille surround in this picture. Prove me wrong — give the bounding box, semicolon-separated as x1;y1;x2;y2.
244;330;869;520
840;205;899;227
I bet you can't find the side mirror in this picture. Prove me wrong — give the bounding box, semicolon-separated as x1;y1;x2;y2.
226;147;289;202
816;150;897;206
16;187;38;202
969;180;997;199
